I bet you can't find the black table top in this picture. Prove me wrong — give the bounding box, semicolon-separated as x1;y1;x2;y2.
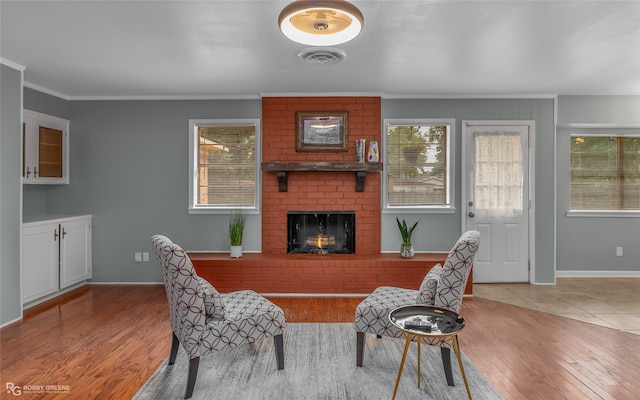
389;305;466;336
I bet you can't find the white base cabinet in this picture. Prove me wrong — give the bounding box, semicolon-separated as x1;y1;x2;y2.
22;222;60;303
22;215;92;304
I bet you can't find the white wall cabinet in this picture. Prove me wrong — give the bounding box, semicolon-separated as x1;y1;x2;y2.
22;109;70;184
22;215;92;304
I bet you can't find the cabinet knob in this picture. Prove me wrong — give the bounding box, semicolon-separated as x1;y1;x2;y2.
62;228;67;238
54;229;59;241
34;167;38;178
26;167;31;178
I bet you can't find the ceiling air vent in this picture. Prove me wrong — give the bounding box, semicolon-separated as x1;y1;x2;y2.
297;47;347;65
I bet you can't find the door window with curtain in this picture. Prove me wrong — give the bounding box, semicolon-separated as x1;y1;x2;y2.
188;119;260;213
462;121;531;283
474;131;524;217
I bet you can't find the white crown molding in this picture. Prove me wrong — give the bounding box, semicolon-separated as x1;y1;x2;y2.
20;83;561;102
69;94;262;101
261;92;384;98
0;58;26;71
23;82;262;101
557;123;640;129
262;92;560;99
556;270;640;278
23;81;71;100
382;93;559;99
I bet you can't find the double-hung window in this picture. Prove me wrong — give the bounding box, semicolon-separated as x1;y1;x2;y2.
570;131;639;211
383;119;455;211
188;119;260;213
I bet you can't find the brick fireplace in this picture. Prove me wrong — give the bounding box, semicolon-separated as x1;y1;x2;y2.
287;211;356;254
261;96;382;255
190;96;468;295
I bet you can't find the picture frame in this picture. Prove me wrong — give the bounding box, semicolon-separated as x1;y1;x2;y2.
295;111;348;152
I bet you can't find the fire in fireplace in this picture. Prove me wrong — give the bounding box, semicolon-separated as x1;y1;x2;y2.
287;211;355;254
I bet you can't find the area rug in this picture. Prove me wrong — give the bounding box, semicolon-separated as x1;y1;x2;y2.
133;323;503;400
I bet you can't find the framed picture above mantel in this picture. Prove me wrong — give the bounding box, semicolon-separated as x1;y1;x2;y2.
295;111;348;152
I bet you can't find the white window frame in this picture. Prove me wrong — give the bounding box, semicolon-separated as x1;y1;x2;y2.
382;118;455;213
565;125;640;218
188;118;261;214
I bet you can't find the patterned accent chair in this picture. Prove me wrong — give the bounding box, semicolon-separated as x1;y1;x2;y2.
151;235;285;399
354;230;480;386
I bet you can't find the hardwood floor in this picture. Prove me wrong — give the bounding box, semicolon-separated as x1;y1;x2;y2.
1;285;639;399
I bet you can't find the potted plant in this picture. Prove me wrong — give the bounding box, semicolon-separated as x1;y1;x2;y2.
402;141;423;162
229;210;246;258
396;217;419;258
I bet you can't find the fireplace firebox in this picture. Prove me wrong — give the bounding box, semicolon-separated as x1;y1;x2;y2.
287;211;355;254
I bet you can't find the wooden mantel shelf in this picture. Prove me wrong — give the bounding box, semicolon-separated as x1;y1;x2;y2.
261;162;383;192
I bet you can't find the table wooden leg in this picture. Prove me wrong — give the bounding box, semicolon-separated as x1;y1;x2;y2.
417;338;421;388
392;334;413;400
452;335;472;400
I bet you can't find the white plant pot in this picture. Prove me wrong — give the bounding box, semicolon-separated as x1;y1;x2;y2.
230;245;243;258
400;244;414;258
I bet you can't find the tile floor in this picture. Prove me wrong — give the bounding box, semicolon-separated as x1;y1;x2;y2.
473;277;640;335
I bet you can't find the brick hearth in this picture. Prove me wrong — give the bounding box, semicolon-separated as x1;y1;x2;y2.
188;252;475;295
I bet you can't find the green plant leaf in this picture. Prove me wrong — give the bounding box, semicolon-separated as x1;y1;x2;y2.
408;220;419;237
396;217;418;244
229;210;246;246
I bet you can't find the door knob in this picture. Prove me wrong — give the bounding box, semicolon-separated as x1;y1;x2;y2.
468;212;475;218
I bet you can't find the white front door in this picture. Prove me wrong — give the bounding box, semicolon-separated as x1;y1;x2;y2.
462;121;533;283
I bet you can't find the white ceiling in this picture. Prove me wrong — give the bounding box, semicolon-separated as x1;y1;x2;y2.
1;0;639;99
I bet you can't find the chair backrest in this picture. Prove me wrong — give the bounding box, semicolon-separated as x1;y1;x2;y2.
434;230;480;313
151;235;205;358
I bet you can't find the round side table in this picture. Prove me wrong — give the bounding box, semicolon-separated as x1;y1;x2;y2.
389;304;472;400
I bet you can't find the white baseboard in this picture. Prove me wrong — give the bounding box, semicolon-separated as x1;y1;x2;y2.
87;281;163;285
0;315;23;329
22;281;87;310
556;270;640;278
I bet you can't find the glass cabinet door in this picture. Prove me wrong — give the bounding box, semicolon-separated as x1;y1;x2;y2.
38;126;64;178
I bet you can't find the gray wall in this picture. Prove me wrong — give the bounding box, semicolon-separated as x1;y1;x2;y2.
20;90;639;286
23;94;261;283
1;63;23;325
557;95;640;125
381;99;556;284
556;95;640;273
22;88;71;216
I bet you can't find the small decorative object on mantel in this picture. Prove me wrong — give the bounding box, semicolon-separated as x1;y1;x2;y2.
396;217;419;258
229;209;246;258
367;140;379;163
356;138;366;163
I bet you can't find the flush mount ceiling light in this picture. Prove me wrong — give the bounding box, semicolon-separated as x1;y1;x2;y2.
278;0;364;46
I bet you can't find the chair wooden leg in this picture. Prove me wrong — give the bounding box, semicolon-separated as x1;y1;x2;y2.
356;332;365;367
185;357;199;399
441;346;455;386
274;334;285;370
169;332;179;365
